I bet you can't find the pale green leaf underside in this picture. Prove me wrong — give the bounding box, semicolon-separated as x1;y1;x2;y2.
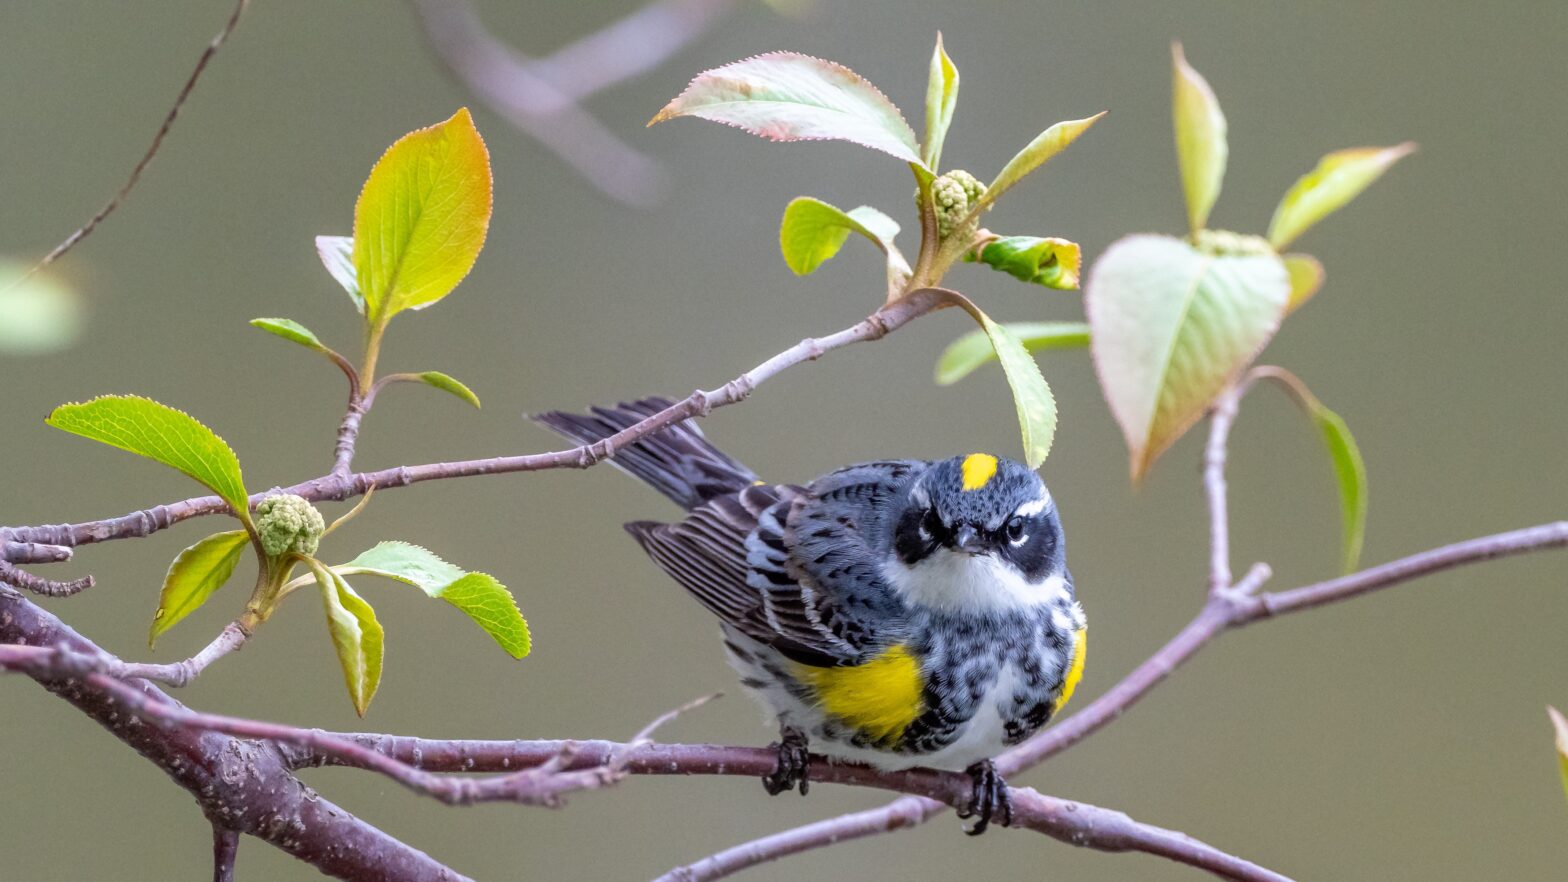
935;321;1090;386
779;197;901;275
315;235;362;313
0;261;82;354
1172;43;1228;234
1086;235;1289;479
651;52;924;166
250;318;325;352
339;542;529;659
970;311;1058;468
977;113;1105;211
921;34;959;171
149;530;249;646
413;371;481;408
46;395;249;517
1267;143;1415;249
311;560;385;717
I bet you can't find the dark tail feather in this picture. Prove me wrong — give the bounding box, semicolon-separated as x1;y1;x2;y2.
532;397;759;510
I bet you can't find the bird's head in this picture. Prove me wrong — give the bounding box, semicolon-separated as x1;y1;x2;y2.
888;453;1067;611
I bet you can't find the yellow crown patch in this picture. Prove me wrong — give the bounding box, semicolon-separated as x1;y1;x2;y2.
961;453;998;491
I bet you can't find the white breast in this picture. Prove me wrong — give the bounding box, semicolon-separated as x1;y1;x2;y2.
883;549;1067;614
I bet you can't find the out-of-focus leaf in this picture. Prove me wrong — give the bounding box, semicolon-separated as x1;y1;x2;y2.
649;52;925;167
948;303;1057;468
410;371;480;409
1267;143;1415;249
149;530;249;646
338;542;529;659
46;396;249;518
1283;253;1326;315
315;235;362;313
1550;706;1568;809
966;236;1082;289
1086;234;1288;480
250;318;326;352
935;321;1089;385
779;197;903;276
1171;43;1227;234
310;560;384;717
922;34;959;171
974;113;1105;212
354;108;493;323
0;262;82;354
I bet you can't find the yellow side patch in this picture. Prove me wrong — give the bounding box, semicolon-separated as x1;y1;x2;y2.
794;645;923;744
1055;627;1087;712
960;453;999;491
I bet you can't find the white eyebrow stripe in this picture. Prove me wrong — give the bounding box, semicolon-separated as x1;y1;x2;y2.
1014;497;1050;518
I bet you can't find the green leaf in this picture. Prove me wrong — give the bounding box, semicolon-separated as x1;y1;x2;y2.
1267;142;1415;249
1550;706;1568;810
338;542;529;659
921;33;959;171
0;261;83;354
975;113;1105;212
309;560;384;717
779;197;904;276
249;318;326;352
1172;43;1227;234
47;396;250;518
960;308;1058;468
149;530;249;646
935;321;1090;386
411;371;480;409
354;108;493;324
1086;235;1289;480
315;235;363;314
1283;253;1326;315
966;236;1082;289
1315;403;1367;574
648;52;925;167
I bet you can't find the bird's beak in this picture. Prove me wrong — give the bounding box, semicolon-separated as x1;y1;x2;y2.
951;524;984;555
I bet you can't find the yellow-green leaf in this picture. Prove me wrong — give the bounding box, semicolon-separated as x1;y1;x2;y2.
943;300;1058;468
354;108;493;324
935;321;1089;386
250;318;325;352
0;261;83;355
965;236;1082;289
649;52;924;167
1283;253;1326;315
975;112;1105;212
149;530;249;646
779;197;905;277
47;396;249;518
1086;235;1289;480
1550;706;1568;809
310;560;384;716
412;371;480;409
922;34;959;171
337;542;529;660
1172;43;1227;234
1267;143;1415;249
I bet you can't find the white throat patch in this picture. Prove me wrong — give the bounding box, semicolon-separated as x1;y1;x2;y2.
884;550;1066;613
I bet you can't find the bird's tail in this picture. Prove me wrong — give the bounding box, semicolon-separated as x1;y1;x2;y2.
531;397;760;511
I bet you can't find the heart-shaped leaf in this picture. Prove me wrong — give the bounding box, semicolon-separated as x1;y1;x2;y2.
149;530;249;646
354;109;493;324
1172;43;1227;234
935;321;1089;386
779;197;905;277
922;34;959;171
1086;235;1289;479
966;236;1082;289
649;52;924;167
310;560;384;716
1267;143;1415;249
338;542;529;659
315;235;362;314
47;396;250;519
975;113;1105;212
1283;253;1326;315
250;318;326;353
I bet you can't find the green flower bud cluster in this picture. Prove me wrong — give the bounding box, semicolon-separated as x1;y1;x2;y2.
929;170;986;239
1194;229;1273;257
255;493;325;558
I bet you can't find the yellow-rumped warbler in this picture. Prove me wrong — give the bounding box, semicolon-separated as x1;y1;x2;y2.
537;398;1085;834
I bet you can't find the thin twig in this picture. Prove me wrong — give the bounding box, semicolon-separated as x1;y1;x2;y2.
117;620;250;687
1204;382;1246;594
212;824;239;882
16;0;249;283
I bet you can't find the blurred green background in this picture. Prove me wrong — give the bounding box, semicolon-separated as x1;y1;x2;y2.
3;1;1566;879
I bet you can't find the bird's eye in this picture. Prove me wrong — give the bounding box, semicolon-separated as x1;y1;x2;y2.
1005;516;1027;545
920;508;943;542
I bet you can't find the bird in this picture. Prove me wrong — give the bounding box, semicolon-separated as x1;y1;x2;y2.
535;398;1086;834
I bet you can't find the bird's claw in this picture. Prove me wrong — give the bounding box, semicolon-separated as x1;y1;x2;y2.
762;726;810;796
957;759;1013;835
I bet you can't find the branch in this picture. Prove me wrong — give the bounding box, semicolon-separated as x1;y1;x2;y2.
1203;381;1245;593
0;587;471;882
212;824;239;882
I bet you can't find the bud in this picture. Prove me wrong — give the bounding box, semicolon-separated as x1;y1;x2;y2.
254;494;325;558
927;170;986;239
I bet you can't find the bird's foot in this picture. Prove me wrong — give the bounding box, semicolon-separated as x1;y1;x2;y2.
957;759;1013;835
761;726;810;796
